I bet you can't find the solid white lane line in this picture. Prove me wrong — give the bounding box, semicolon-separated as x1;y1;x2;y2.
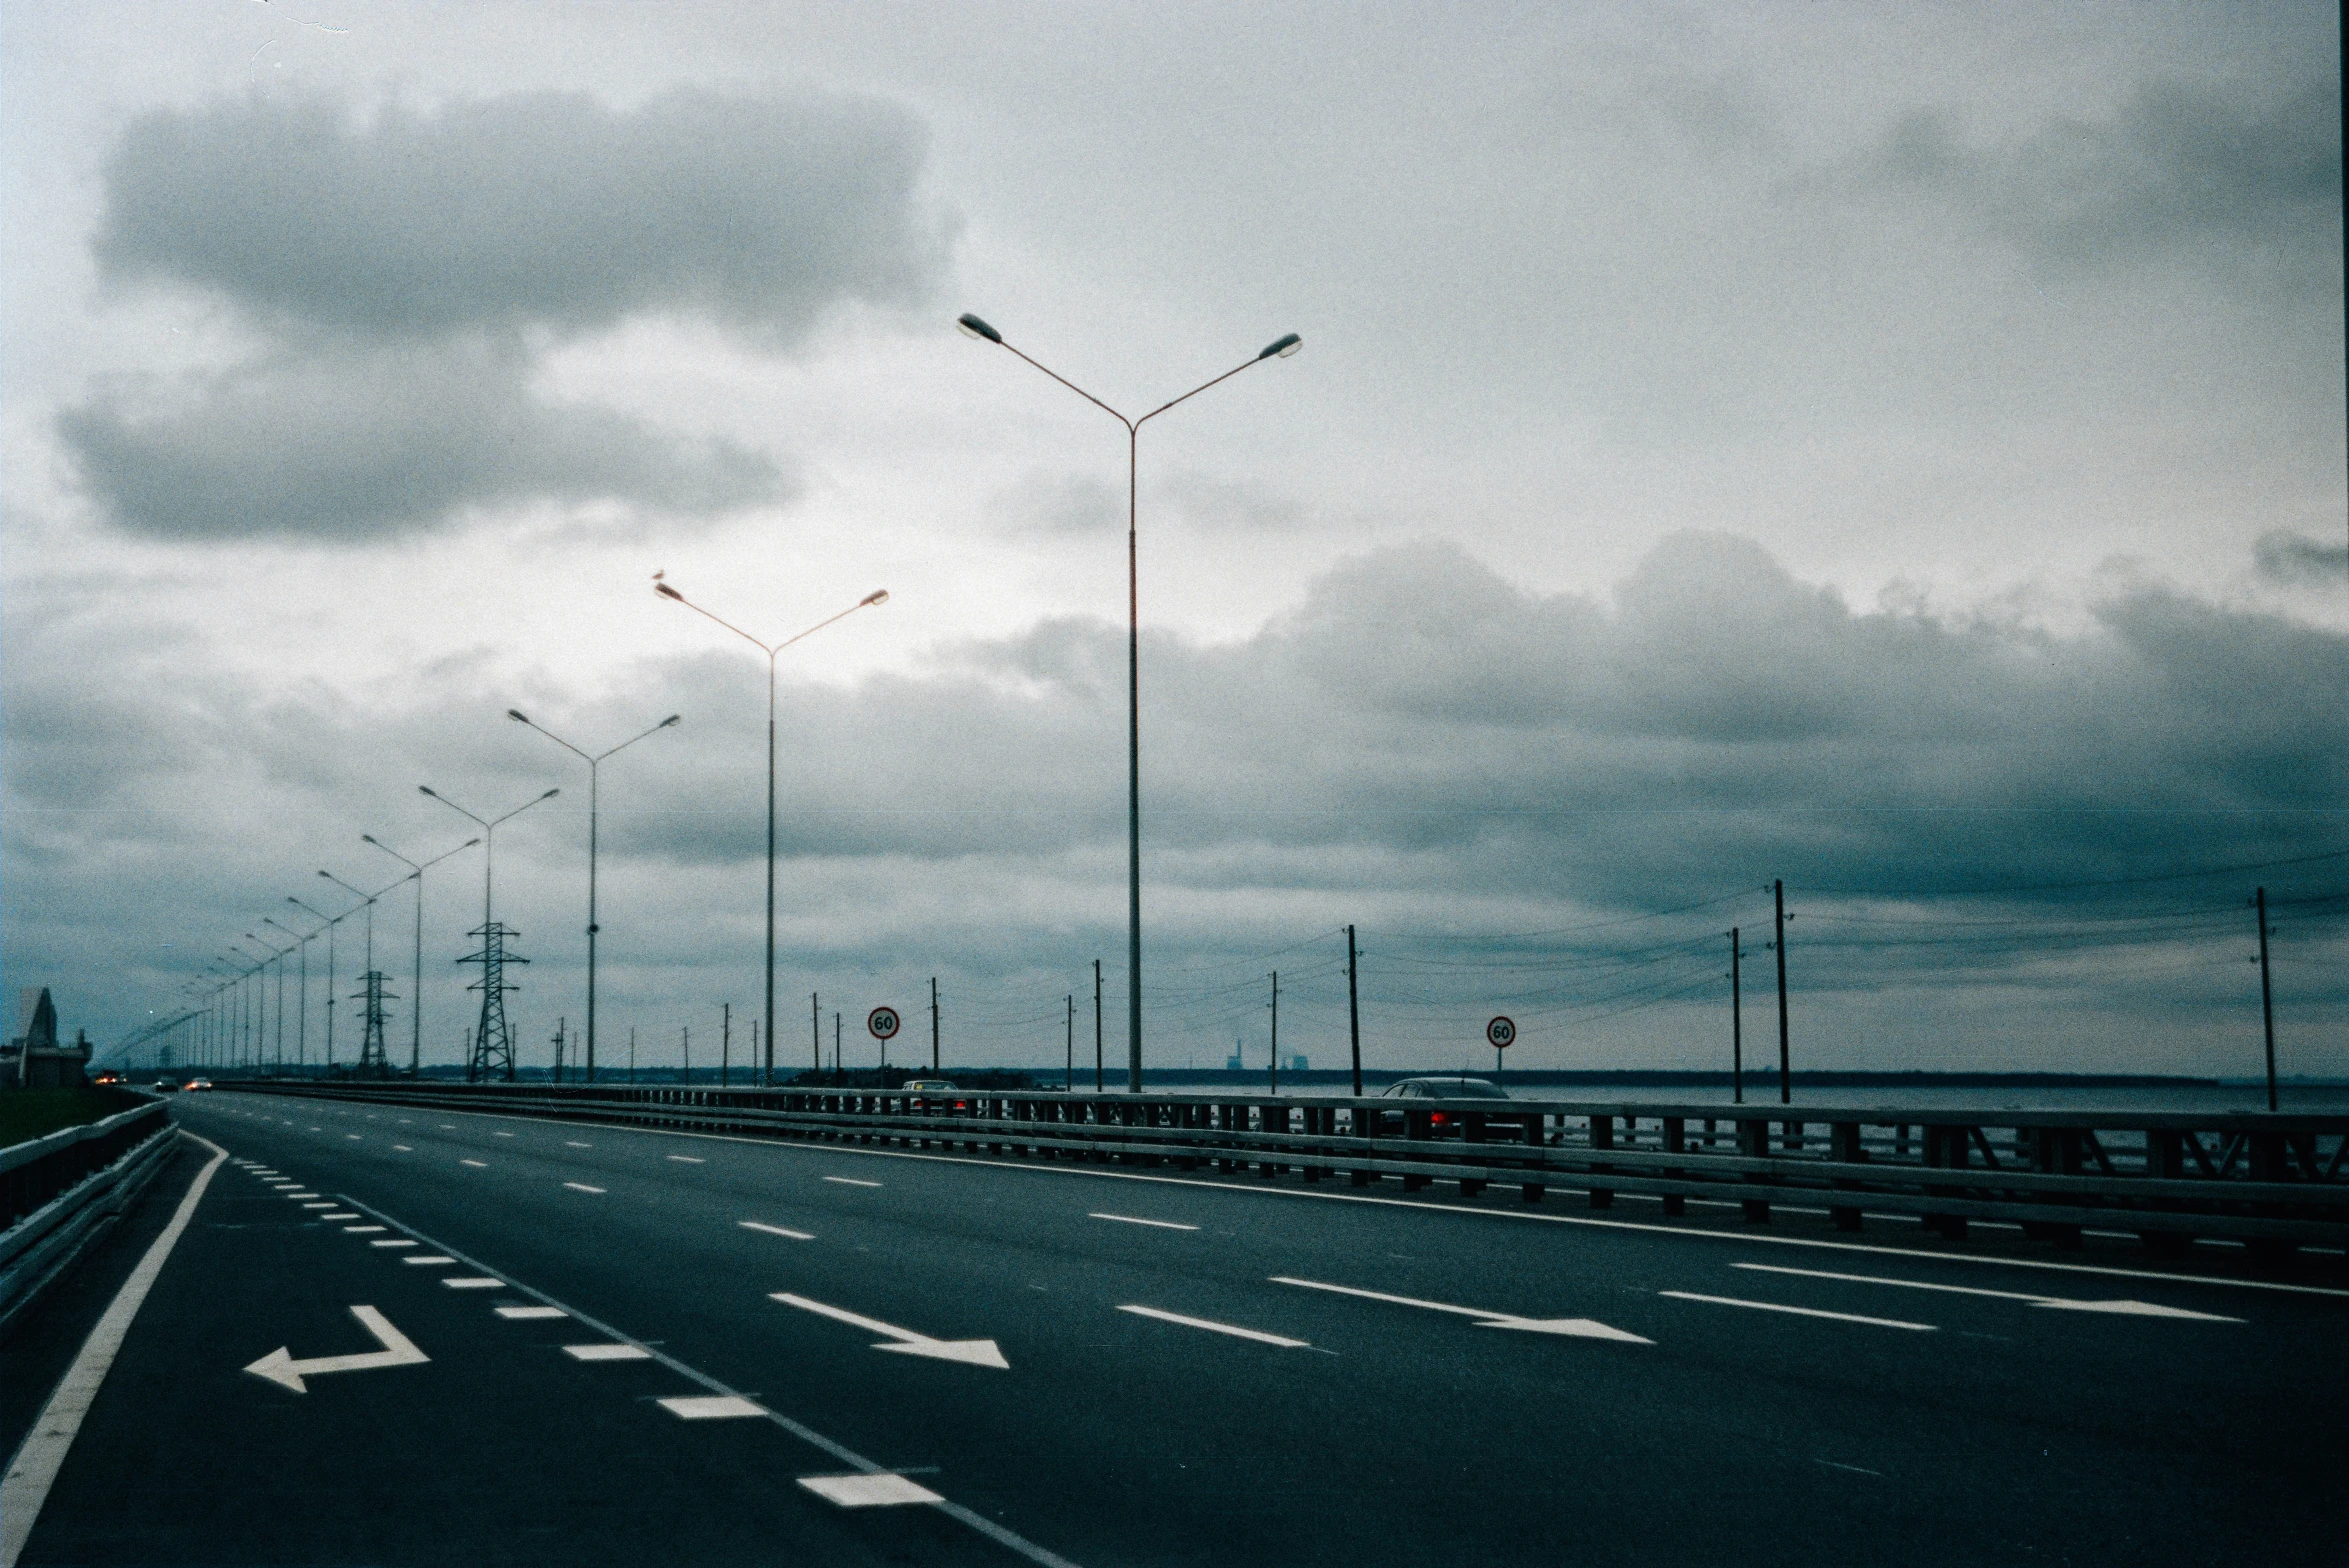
660;1395;764;1420
564;1182;606;1194
371;1239;417;1249
1659;1291;1936;1331
403;1256;456;1266
666;1155;705;1164
823;1176;880;1187
1729;1262;2247;1322
1117;1305;1310;1348
442;1278;503;1290
496;1306;568;1320
740;1221;815;1240
799;1473;943;1508
344;1226;386;1234
564;1343;652;1361
461;1160;487;1168
0;1132;228;1568
1090;1213;1199;1231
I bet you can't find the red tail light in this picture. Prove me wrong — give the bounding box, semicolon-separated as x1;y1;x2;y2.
1431;1113;1448;1125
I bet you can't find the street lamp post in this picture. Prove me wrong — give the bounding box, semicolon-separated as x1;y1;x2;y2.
655;581;887;1088
230;941;274;1071
956;312;1301;1090
261;916;311;1068
419;786;561;1081
245;932;297;1070
286;896;350;1071
362;834;481;1076
505;711;680;1084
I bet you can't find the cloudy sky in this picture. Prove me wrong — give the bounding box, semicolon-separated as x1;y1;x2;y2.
4;1;2343;1084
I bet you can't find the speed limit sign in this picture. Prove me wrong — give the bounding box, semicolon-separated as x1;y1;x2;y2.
867;1006;901;1041
1486;1015;1516;1049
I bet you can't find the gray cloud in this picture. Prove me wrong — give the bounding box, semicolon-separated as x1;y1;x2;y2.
2255;528;2348;588
94;88;953;342
60;340;786;542
1837;77;2340;277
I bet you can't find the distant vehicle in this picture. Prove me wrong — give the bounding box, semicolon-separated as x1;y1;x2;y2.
92;1071;124;1086
1371;1076;1522;1138
182;1078;214;1092
151;1079;182;1093
899;1078;967;1112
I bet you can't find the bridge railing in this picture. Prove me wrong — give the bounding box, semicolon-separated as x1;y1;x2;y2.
234;1080;2347;1258
0;1097;176;1329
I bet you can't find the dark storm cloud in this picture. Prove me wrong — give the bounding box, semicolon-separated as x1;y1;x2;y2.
1844;77;2340;276
59;341;786;541
93;88;952;341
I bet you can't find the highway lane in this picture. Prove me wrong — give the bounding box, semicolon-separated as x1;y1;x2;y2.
18;1089;2344;1566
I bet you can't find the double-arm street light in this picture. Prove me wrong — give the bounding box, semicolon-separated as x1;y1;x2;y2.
260;916;311;1067
362;834;481;1076
506;711;680;1083
655;581;887;1087
286;896;350;1070
417;787;561;936
955;312;1302;1090
244;932;297;1070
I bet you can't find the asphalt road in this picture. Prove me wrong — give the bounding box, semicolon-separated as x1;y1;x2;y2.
14;1090;2344;1566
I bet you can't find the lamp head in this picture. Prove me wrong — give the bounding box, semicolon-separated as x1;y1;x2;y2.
862;589;889;607
660;714;681;727
654;582;684;602
507;708;529;724
956;313;1002;343
541;788;561;800
318;870;332;880
1260;333;1303;360
464;836;481;848
418;785;437;798
361;834;378;845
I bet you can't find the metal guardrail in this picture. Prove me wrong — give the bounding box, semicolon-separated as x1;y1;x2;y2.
239;1080;2349;1259
0;1098;176;1329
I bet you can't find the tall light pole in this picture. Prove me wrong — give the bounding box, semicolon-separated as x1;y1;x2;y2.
262;915;312;1068
505;711;680;1084
957;312;1302;1090
655;580;887;1089
287;895;351;1070
417;787;560;935
230;941;274;1070
420;785;560;1081
363;834;480;1077
245;932;296;1070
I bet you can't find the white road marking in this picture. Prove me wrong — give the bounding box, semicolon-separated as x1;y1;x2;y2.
318;1212;359;1221
564;1343;652;1361
403;1255;456;1266
659;1395;765;1420
799;1473;943;1508
371;1239;417;1249
442;1278;503;1290
1271;1276;1652;1343
1118;1305;1310;1348
769;1293;1010;1369
1730;1263;2246;1322
301;1202;335;1209
344;1134;362;1141
0;1133;227;1567
494;1132;515;1139
666;1155;705;1164
1091;1212;1199;1231
283;1192;319;1199
496;1306;568;1320
461;1159;487;1168
1659;1291;1936;1331
740;1221;815;1240
244;1304;430;1394
344;1226;386;1234
1817;1459;1884;1477
565;1141;593;1148
564;1182;606;1194
392;1145;413;1152
823;1176;880;1187
439;1125;456;1130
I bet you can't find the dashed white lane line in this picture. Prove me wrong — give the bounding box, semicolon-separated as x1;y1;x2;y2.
438;1125;456;1130
301;1202;335;1210
283;1192;319;1199
799;1473;943;1509
666;1155;706;1164
461;1159;488;1168
823;1176;881;1188
318;1211;360;1221
565;1141;593;1148
494;1132;515;1139
496;1306;568;1320
443;1278;504;1290
403;1255;457;1267
1729;1262;2248;1322
1090;1212;1198;1231
564;1343;652;1361
564;1182;606;1194
344;1134;362;1141
344;1226;386;1234
371;1239;417;1249
659;1395;764;1420
1117;1305;1310;1348
740;1221;815;1241
392;1144;413;1152
1658;1291;1936;1332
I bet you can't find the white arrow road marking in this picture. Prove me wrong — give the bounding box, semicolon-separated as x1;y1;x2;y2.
1731;1263;2246;1322
740;1221;815;1240
1270;1276;1653;1343
769;1293;1010;1369
1659;1291;1936;1331
1118;1305;1310;1348
244;1306;429;1393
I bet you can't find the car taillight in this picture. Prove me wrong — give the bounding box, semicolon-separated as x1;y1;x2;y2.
1431;1113;1447;1125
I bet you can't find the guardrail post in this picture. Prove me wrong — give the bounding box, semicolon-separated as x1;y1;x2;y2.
2246;1133;2299;1263
1828;1121;1864;1231
1587;1114;1614;1209
1923;1125;1967;1240
1660;1117;1685;1216
1403;1111;1432;1191
2138;1129;2187;1258
1738;1119;1771;1223
1350;1102;1376;1186
1522;1111;1547;1204
2024;1126;2084;1248
1261;1102;1287;1180
1459;1112;1488;1198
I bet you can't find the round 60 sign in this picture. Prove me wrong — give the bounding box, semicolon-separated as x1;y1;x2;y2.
1485;1015;1516;1050
867;1006;901;1041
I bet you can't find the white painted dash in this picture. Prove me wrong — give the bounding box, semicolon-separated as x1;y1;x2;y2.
442;1277;504;1290
665;1155;705;1164
565;1141;592;1148
494;1132;515;1139
301;1202;335;1210
739;1221;815;1241
822;1176;880;1188
1090;1212;1199;1231
403;1255;457;1266
318;1212;360;1221
371;1239;417;1249
461;1160;488;1168
658;1395;763;1420
1118;1305;1309;1348
496;1306;568;1320
798;1473;943;1508
563;1343;651;1361
344;1226;386;1234
344;1134;362;1141
564;1182;607;1194
1659;1291;1936;1331
392;1145;413;1152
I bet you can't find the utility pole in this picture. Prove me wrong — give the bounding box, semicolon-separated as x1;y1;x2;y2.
931;977;941;1072
752;1019;761;1088
721;1003;731;1089
1729;927;1743;1104
1065;994;1074;1090
681;1025;690;1084
627;1028;635;1082
2255;887;2277;1112
1346;925;1362;1097
833;1012;841;1079
1093;960;1104;1092
551;1018;566;1084
1268;971;1279;1096
811;992;820;1074
1773;880;1790;1105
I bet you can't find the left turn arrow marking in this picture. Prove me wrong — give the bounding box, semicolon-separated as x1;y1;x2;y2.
244;1305;430;1393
